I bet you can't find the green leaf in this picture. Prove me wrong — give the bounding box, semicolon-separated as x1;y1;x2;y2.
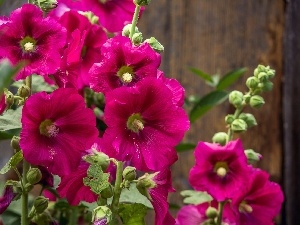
0;106;23;132
0;151;23;174
189;90;229;122
119;203;147;225
216;68;247;90
180;190;213;205
11;74;56;93
119;183;153;209
175;143;196;152
189;68;214;83
0;59;24;95
83;162;110;195
0;128;21;140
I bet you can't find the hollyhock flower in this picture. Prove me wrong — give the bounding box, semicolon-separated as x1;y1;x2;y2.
52;0;143;33
189;139;251;201
90;36;161;94
0;186;17;214
0;4;67;80
232;168;284;225
0;95;6;115
175;202;236;225
137;169;175;225
20;88;98;176
103;77;189;171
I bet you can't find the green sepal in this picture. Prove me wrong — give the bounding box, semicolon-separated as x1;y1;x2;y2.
180;190;213;205
118;203;148;225
0;151;23;174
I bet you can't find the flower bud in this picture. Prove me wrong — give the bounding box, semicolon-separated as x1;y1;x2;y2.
212;132;228;146
92;206;112;224
122;166;136;181
228;91;244;108
33;0;58;13
267;69;275;79
10;136;21;151
134;0;151;6
100;184;114;199
225;114;235;124
144;37;164;53
83;151;109;171
26;168;42;185
33;196;49;214
136;173;157;200
249;95;265;109
231;119;247;132
245;149;262;164
246;77;259;90
132;32;143;45
261;80;273;92
122;24;139;37
238;113;257;128
257;72;268;82
24;183;34;192
17;84;30;98
253;64;266;77
205;206;218;219
4;89;14;107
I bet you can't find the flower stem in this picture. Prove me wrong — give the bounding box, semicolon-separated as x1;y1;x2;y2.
216;201;226;225
129;5;141;40
111;161;124;222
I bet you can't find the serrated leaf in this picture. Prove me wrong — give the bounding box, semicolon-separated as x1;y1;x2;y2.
189;90;229;122
119;183;153;209
0;106;23;132
0;59;24;95
180;190;213;205
189;68;214;83
0;151;23;174
83;163;110;195
175;143;196;152
216;68;247;90
119;203;147;225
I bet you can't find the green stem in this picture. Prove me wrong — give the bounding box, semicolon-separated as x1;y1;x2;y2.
226;107;243;142
129;5;141;40
216;201;226;225
111;161;124;220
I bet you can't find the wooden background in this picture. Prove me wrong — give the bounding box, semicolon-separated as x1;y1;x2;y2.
1;0;299;224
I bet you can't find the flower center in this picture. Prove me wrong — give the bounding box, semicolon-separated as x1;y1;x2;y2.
99;0;108;3
117;66;134;84
127;113;145;133
214;161;229;178
39;119;59;137
20;36;36;53
239;201;253;213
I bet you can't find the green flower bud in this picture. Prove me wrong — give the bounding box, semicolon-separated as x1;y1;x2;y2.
4;89;14;107
26;168;42;185
245;149;262;164
122;24;139;37
257;72;268;82
10;136;21;151
254;64;266;77
134;0;151;6
249;95;265;109
253;68;260;77
261;80;273;92
132;32;143;45
31;212;51;225
24;183;34;192
100;184;114;199
33;196;49;214
231;119;247;132
17;85;30;98
246;77;259;89
92;206;112;224
212;132;228;146
122;166;137;181
225;114;235;124
83;151;109;171
238;113;257;128
144;37;164;53
267;69;275;79
228;91;244;108
243;93;251;104
205;206;218;219
136;172;157;200
33;0;58;13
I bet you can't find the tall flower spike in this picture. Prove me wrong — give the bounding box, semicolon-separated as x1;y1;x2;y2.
20;88;99;176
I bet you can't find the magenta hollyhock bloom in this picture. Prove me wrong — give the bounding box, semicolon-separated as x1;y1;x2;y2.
189;139;251;201
145;169;176;225
57;162;98;205
90;36;161;94
20;88;98;176
52;0;143;33
0;186;17;214
0;4;67;80
232;168;284;225
103;77;189;171
0;95;6;115
175;202;236;225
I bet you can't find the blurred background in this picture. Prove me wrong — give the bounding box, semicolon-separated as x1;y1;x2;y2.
1;0;299;225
